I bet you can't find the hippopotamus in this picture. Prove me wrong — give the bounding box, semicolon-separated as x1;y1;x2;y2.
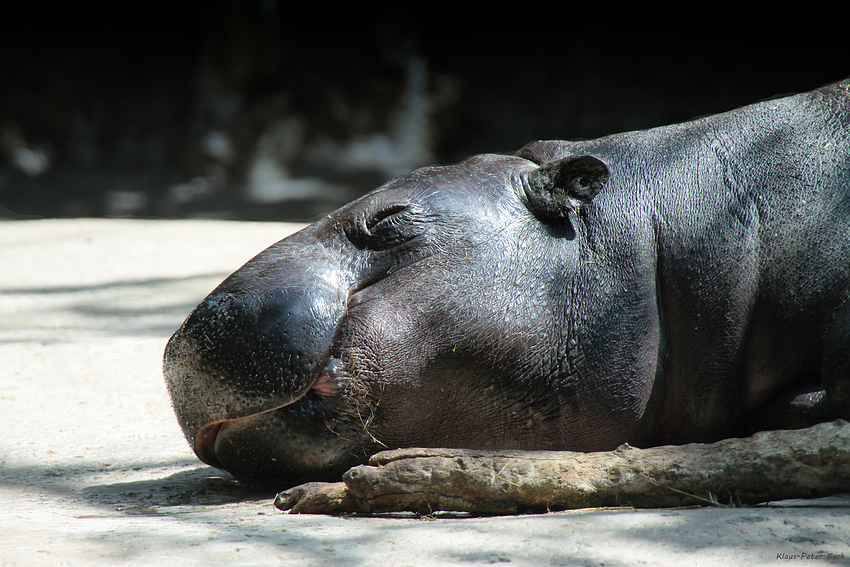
164;78;850;487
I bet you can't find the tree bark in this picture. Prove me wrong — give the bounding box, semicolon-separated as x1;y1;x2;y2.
274;420;850;515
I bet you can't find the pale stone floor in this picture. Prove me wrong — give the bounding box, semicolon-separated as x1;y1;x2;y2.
2;219;848;566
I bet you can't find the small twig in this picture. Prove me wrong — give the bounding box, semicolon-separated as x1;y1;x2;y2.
648;477;728;507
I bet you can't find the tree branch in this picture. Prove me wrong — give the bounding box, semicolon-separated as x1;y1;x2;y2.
275;420;850;515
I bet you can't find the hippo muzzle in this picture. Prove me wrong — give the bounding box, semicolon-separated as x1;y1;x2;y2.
163;240;360;484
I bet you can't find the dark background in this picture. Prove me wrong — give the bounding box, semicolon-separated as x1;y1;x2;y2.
1;5;847;222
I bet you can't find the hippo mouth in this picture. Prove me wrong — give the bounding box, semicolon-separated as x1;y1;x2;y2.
193;365;342;470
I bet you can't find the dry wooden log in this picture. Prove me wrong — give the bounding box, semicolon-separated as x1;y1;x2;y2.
274;420;850;515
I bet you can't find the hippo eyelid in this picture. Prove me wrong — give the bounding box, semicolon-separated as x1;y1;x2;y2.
365;204;411;232
346;203;426;250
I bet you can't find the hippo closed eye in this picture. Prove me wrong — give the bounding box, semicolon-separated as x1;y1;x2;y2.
164;78;850;487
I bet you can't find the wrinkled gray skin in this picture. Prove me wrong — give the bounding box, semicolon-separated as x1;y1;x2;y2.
165;79;850;487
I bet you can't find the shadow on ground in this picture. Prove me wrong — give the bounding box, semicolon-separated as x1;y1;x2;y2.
1;457;276;511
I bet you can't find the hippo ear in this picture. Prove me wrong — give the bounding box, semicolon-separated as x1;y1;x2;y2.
524;155;609;221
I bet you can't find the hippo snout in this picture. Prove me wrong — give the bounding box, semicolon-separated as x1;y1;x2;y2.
163;259;349;477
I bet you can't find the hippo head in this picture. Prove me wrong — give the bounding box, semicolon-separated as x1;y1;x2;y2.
164;148;616;486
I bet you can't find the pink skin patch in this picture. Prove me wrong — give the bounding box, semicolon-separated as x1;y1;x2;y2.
311;373;338;397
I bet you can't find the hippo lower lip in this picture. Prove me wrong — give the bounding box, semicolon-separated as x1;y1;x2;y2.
195;421;226;468
193;362;343;470
195;398;306;470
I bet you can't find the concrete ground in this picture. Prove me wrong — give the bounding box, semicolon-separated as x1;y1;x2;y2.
1;218;848;566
